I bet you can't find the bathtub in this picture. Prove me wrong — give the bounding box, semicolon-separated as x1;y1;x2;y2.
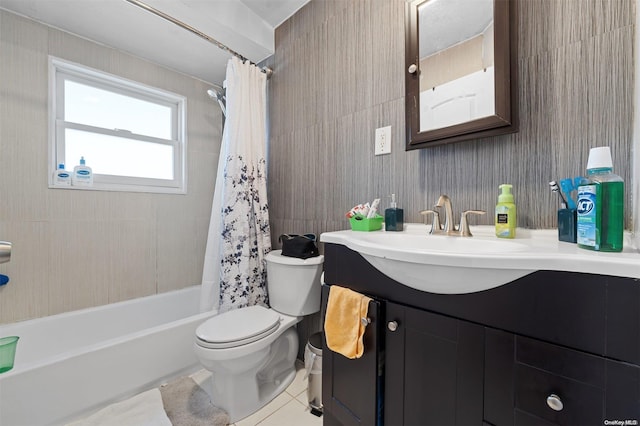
0;285;215;426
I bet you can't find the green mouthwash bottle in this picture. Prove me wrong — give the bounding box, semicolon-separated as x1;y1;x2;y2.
577;147;624;252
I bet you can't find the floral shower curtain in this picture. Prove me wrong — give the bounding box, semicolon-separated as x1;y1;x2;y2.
200;57;271;314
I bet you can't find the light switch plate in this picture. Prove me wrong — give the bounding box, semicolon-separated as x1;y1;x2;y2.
375;126;391;156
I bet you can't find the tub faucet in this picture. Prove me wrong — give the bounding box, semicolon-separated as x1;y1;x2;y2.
0;241;11;264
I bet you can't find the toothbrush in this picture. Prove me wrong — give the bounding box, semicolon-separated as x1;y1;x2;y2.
549;181;568;209
367;198;381;218
574;176;587;187
559;178;577;210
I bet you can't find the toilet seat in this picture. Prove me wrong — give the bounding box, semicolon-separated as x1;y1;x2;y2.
195;305;281;349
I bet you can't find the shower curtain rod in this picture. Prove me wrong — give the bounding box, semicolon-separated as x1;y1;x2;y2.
123;0;273;78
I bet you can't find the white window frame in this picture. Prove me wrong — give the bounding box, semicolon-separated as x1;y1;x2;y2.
48;56;187;194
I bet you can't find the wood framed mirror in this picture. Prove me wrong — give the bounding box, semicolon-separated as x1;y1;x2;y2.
405;0;518;149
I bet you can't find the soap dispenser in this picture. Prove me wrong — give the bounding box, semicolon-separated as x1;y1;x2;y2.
72;156;93;187
385;193;404;231
495;184;516;238
53;163;71;186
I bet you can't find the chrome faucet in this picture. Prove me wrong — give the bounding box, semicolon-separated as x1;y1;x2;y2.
421;195;486;237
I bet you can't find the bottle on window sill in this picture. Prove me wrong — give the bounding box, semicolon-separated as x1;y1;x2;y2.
53;163;71;186
72;156;93;187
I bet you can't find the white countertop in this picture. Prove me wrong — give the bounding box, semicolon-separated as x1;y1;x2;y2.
320;224;640;294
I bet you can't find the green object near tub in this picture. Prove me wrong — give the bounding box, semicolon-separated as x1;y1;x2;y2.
0;336;19;373
350;214;383;231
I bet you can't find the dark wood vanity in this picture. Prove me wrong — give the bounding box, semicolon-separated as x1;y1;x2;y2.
321;243;640;426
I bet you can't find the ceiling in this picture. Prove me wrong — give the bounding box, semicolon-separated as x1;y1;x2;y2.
0;0;311;85
419;0;493;58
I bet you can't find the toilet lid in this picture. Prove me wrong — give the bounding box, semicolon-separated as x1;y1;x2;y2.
195;305;281;349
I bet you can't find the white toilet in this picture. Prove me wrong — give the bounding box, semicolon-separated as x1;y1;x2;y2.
194;249;324;422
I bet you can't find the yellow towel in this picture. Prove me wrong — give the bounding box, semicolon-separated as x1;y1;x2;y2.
324;285;372;359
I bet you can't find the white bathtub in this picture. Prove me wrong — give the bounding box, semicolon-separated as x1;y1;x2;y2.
0;285;215;426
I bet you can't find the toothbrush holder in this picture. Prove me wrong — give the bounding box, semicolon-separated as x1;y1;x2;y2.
558;208;577;243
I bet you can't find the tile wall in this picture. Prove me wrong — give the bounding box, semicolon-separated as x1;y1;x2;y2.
267;0;636;356
0;10;222;324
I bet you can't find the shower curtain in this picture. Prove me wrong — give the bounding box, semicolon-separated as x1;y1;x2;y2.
200;57;271;314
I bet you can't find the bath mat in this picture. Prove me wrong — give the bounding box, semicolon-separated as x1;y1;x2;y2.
66;388;172;426
160;376;230;426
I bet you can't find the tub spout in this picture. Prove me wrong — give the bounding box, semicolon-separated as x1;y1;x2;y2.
0;242;11;264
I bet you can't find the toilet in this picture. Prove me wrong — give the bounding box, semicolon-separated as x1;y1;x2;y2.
194;249;324;422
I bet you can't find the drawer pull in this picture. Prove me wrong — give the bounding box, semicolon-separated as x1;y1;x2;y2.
546;394;564;411
388;321;398;332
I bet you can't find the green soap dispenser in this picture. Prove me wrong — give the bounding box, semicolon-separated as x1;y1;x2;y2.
495;184;516;238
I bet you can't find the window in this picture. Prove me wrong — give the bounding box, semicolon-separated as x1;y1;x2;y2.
49;57;187;193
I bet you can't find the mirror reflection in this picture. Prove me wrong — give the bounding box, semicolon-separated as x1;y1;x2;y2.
419;0;495;132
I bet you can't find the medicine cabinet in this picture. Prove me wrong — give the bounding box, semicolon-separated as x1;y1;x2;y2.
405;0;519;149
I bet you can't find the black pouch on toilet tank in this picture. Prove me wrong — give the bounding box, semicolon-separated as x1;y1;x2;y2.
278;234;319;259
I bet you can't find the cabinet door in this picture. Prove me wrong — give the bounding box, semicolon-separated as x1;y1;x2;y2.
321;285;382;426
385;302;484;425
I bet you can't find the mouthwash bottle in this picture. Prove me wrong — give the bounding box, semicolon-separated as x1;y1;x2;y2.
576;147;624;252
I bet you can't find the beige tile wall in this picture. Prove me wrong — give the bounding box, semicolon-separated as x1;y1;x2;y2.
267;0;636;357
0;10;222;324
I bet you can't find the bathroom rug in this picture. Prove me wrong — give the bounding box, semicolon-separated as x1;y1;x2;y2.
65;388;172;426
160;375;230;426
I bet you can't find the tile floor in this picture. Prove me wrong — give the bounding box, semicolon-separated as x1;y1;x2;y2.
190;361;323;426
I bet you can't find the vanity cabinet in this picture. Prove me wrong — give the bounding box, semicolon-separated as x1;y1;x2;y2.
385;302;484;425
321;243;640;426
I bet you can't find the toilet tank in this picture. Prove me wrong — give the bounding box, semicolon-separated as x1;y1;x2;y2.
266;250;324;316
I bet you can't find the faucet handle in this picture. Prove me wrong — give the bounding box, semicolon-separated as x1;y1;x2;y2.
459;210;486;237
420;210;442;234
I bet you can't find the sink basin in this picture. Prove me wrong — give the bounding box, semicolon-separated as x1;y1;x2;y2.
354;232;528;254
320;224;640;295
360;253;532;294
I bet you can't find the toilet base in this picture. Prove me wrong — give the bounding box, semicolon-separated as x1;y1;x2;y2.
205;327;299;422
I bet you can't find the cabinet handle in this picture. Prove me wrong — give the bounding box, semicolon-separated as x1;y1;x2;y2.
408;64;418;74
387;321;398;332
546;394;563;411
